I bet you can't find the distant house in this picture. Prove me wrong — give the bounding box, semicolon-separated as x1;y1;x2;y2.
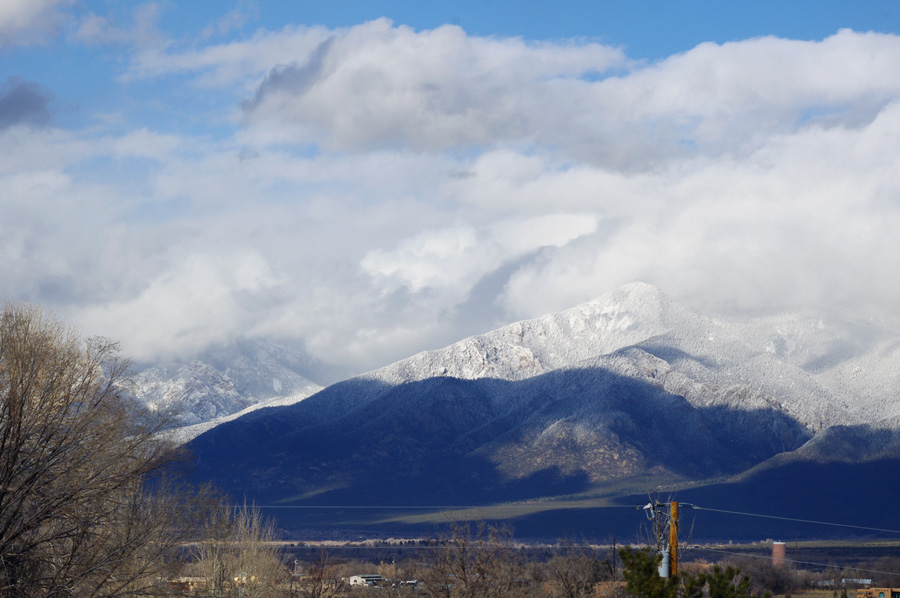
857;587;898;598
348;574;384;586
233;571;256;585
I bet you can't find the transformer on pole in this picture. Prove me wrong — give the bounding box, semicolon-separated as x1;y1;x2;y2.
637;500;690;579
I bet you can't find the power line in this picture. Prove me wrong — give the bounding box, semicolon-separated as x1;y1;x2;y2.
693;506;900;536
252;502;900;536
255;505;480;510
261;502;900;579
250;504;637;510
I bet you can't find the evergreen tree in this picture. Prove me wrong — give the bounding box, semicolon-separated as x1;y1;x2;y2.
618;547;679;598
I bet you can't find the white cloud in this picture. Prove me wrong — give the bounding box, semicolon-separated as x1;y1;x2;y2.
229;25;900;168
112;128;181;160
124;24;333;88
5;22;900;373
74;252;280;361
0;0;66;46
72;2;168;50
240;18;626;152
500;101;900;319
361;214;598;297
201;0;258;40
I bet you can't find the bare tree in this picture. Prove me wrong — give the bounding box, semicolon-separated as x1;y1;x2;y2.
720;556;797;596
867;557;900;588
193;499;288;598
421;522;527;598
545;543;610;598
295;553;345;598
0;303;187;597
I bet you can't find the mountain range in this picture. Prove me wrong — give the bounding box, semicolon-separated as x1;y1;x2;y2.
128;338;353;440
149;283;900;540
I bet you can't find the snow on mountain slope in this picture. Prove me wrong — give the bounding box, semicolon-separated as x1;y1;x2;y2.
176;281;900;537
133;361;249;426
166;389;316;443
184;282;900;515
131;339;324;428
365;282;678;383
197;338;344;394
727;312;900;422
168;282;898;443
354;282;897;431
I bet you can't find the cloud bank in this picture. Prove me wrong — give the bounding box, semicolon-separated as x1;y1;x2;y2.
4;20;900;373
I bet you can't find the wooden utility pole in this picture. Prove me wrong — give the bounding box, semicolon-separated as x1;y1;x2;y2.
669;502;679;577
636;500;691;579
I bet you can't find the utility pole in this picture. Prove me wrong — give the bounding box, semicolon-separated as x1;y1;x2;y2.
669;502;679;577
636;500;691;579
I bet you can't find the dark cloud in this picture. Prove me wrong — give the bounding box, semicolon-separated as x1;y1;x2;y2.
0;77;53;130
241;36;335;115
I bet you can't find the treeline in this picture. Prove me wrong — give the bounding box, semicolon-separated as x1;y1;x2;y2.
288;525;890;598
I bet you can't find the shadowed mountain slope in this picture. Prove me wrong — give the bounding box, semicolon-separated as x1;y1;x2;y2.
187;365;808;507
183;283;900;539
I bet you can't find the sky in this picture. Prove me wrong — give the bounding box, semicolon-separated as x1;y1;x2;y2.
3;1;900;375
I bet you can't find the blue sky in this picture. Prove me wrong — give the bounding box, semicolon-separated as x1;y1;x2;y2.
11;2;900;134
3;1;900;374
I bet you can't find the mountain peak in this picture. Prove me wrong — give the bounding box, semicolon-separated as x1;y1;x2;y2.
360;282;680;387
608;280;665;301
131;339;325;428
564;281;674;334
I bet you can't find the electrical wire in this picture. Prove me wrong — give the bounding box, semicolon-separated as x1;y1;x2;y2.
250;504;637;510
692;506;900;536
248;502;900;537
251;502;900;537
255;505;481;510
245;500;900;582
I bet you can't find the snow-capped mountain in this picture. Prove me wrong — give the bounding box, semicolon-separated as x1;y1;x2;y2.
143;282;900;436
130;339;330;428
356;281;899;430
182;282;900;538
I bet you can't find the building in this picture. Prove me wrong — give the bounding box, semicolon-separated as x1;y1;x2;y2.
348;574;385;586
772;542;787;568
857;588;900;598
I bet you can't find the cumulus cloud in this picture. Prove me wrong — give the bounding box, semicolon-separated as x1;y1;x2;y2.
5;21;900;373
240;18;626;153
499;102;900;318
234;24;900;168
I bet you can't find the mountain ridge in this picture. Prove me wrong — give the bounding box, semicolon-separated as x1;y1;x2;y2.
343;281;896;429
181;282;900;538
129;339;329;433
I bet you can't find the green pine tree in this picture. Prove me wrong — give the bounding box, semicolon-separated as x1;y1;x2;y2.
618;547;680;598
